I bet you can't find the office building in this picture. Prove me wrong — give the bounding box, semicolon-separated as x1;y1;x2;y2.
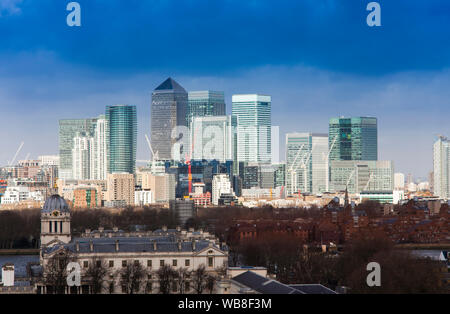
106;105;137;174
91;115;109;180
330;160;394;194
151;78;188;160
329;117;377;161
394;173;405;190
187;91;226;126
141;172;176;203
232;94;271;163
190;115;237;162
286;133;328;196
433;136;450;199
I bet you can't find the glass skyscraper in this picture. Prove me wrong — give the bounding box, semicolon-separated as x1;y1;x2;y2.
433;136;450;199
106;105;137;174
187;91;226;126
151;78;188;160
329;117;378;161
58;118;98;180
232;94;271;164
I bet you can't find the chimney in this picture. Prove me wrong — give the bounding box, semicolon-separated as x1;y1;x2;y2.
153;241;157;251
89;240;94;252
115;240;119;252
75;241;80;252
178;241;182;251
192;240;196;251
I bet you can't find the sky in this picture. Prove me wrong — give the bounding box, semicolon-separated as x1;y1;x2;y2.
1;0;450;179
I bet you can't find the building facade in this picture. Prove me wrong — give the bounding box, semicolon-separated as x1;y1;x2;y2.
232;94;271;164
329;117;378;161
106;173;135;206
106;105;137;175
433;136;450;199
187;91;226;127
151;78;188;160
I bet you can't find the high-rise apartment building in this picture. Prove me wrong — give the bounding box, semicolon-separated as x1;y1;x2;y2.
72;133;93;180
286;133;328;195
187;91;226;126
91;115;109;180
433;136;450;199
329;117;377;161
106;105;137;174
212;174;233;205
232;94;271;164
394;173;405;190
59;118;98;180
190;115;237;162
106;173;135;206
151;78;188;160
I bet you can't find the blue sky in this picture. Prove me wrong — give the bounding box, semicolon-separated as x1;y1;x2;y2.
1;0;450;178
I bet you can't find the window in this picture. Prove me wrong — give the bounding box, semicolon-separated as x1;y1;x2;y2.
109;260;114;268
148;274;152;280
134;260;140;267
208;257;213;267
160;260;164;267
147;260;152;267
185;259;190;267
83;261;89;268
96;260;102;268
172;259;177;267
122;260;127;267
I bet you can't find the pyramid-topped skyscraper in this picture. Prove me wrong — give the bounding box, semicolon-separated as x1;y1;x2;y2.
151;78;188;160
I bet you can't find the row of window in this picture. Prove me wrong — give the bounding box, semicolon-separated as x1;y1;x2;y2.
82;257;214;269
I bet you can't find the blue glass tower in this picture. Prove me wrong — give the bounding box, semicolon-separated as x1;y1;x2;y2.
106;105;137;174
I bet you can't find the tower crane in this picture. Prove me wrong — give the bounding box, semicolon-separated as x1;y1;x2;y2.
144;134;159;174
8;142;24;166
298;144;316;195
323;135;338;192
287;143;305;196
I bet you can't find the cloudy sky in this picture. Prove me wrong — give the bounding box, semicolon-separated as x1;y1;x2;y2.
1;0;450;179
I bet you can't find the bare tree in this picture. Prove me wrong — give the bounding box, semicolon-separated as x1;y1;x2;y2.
176;267;191;294
85;257;108;294
192;264;208;294
43;250;76;294
205;275;217;294
118;260;146;294
157;264;177;294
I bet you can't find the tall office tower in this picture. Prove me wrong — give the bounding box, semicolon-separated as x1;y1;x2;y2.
106;105;137;174
394;173;405;190
329;117;378;161
151;78;189;160
91;116;109;180
187;91;226;126
59;119;98;180
72;133;93;180
273;162;286;188
190;115;237;162
329;160;394;194
433;136;450;199
232;94;271;164
286;133;328;196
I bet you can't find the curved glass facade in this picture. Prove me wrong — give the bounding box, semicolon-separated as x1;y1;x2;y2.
106;105;137;174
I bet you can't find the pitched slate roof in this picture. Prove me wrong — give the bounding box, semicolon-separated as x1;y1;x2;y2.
43;236;222;255
289;284;337;294
232;271;302;294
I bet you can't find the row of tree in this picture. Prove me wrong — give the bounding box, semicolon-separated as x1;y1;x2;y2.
43;252;224;294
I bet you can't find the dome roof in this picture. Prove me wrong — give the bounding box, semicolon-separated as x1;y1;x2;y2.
42;195;69;213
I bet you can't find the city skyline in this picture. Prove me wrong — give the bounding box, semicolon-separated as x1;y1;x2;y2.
2;1;450;178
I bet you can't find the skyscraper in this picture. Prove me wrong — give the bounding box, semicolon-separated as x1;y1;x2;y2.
91;115;109;180
232;94;271;164
329;117;378;161
106;105;137;174
151;78;188;160
286;133;328;195
190;115;237;162
433;136;450;199
59;118;98;180
187;91;226;126
72;132;93;180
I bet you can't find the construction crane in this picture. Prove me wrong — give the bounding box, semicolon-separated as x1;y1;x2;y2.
323;135;338;192
287;143;305;196
185;125;197;196
8;142;24;166
299;144;316;195
345;169;356;191
144;134;159;174
363;173;374;191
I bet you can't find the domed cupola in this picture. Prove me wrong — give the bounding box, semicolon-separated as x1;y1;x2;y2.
41;195;71;247
42;195;70;214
